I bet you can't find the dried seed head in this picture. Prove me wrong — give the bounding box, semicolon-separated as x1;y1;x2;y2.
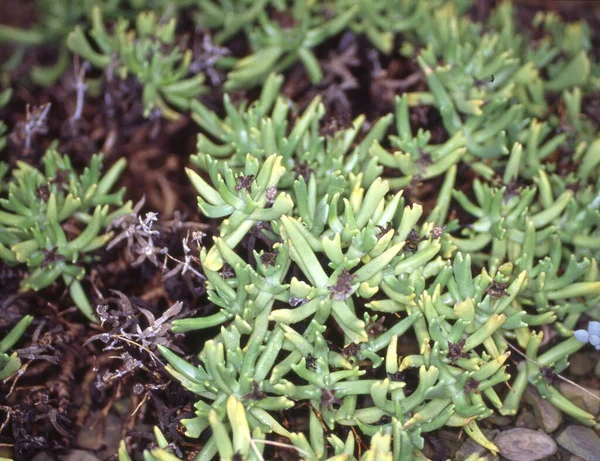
416;150;434;172
40;248;65;269
289;296;308;307
293;160;315;180
243;380;266;400
50;169;71;188
341;342;360;358
376;222;398;240
328;269;356;300
260;251;277;267
484;281;509;298
235;174;255;193
541;366;559;386
36;184;50;201
220;264;235;279
447;338;469;364
366;317;386;339
403;230;426;253
320;388;342;411
465;377;480;394
430;224;446;239
387;371;404;382
265;185;277;204
503;178;523;199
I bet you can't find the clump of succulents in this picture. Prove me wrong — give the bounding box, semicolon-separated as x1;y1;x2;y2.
0;149;131;321
67;7;206;120
0;0;187;85
161;145;598;457
2;0;600;460
148;1;600;459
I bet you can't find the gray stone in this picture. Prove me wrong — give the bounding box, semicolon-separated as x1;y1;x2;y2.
487;414;513;426
58;450;101;461
569;353;595;376
437;429;462;459
515;409;538;430
525;386;563;433
557;425;600;461
494;428;557;461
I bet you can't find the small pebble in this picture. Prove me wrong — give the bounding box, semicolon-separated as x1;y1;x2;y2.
494;428;557;461
525;386;562;433
569;353;595;376
557;425;600;461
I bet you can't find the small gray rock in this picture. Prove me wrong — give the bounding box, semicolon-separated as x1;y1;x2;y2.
525;386;563;433
557;425;600;461
569;353;595;376
494;428;557;461
516;409;538;430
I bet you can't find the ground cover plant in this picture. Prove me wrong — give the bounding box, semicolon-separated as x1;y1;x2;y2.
0;0;599;460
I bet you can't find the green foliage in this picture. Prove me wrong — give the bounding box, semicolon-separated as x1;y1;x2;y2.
3;0;600;459
0;0;187;85
165;144;598;457
0;150;131;320
67;7;206;120
157;1;600;459
0;315;33;380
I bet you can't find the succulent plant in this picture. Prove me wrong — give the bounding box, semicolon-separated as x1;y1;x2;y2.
0;0;187;85
67;7;206;120
158;2;600;458
0;149;131;320
2;0;599;459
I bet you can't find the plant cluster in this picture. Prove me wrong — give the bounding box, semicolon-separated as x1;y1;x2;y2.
149;2;600;458
67;7;206;120
0;149;131;320
0;0;599;460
